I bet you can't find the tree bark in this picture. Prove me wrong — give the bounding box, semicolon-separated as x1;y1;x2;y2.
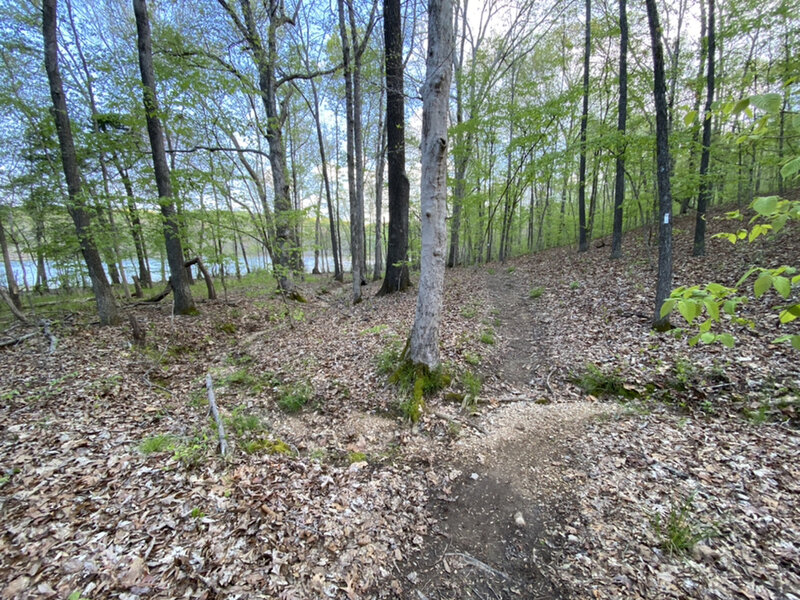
645;0;674;330
42;0;119;326
377;0;410;295
692;0;715;257
577;0;591;253
373;97;386;281
0;214;22;311
133;0;196;315
409;0;453;370
610;0;628;259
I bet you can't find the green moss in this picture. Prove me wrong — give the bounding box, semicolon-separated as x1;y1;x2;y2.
241;437;295;455
389;360;452;423
347;451;368;463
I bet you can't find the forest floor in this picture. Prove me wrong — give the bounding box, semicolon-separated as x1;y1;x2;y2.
1;211;799;600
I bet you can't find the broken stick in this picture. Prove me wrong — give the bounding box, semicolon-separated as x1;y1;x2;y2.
206;374;229;457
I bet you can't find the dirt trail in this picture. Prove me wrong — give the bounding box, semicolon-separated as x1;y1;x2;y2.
404;267;611;599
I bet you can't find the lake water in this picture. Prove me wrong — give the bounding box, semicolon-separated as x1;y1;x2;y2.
1;253;350;290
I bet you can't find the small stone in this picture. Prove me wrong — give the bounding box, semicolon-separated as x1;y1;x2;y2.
470;472;479;480
514;512;526;527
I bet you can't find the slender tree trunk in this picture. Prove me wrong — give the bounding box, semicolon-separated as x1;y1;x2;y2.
133;0;195;314
693;0;715;257
0;216;22;311
680;0;707;214
373;113;386;280
308;79;342;280
577;0;591;253
645;0;674;330
377;0;410;295
42;0;119;325
409;0;453;370
611;0;628;259
348;0;368;282
338;0;363;303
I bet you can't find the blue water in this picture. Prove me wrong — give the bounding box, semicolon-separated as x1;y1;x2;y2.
1;253;349;290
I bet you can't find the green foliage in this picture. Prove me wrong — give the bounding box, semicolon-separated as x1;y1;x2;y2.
651;495;715;555
464;352;481;366
573;363;636;399
68;591;90;600
460;306;477;319
172;432;210;469
241;437;294;456
663;194;800;350
190;507;205;519
225;406;263;436
361;324;388;335
529;286;545;299
376;339;403;375
569;281;581;290
347;451;368;463
217;321;237;335
277;381;313;413
140;434;176;454
479;329;495;345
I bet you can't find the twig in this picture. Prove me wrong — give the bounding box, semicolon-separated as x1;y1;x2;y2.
39;319;57;354
0;332;37;348
444;552;509;580
545;366;556;395
206;374;229;457
433;411;487;435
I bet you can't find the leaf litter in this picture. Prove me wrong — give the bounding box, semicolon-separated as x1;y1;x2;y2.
0;211;798;599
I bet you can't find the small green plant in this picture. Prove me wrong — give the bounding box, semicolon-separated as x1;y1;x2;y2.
464;352;481;366
171;430;212;468
529;286;545;299
277;381;313;412
479;329;495;345
487;268;496;275
217;321;237;335
461;370;482;411
190;507;205;519
68;591;90;600
460;306;477;319
376;340;403;375
362;324;388;335
225;406;263;436
651;494;715;555
507;266;516;274
743;403;770;425
570;281;581;290
572;363;636;399
140;434;176;454
241;437;294;455
347;451;368;463
309;448;327;461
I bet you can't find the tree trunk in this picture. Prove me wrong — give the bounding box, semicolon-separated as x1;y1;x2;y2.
377;0;411;295
308;79;342;280
409;0;453;370
42;0;119;326
133;0;196;315
348;0;368;282
680;0;707;215
692;0;715;257
217;0;300;296
338;0;364;303
645;0;674;330
0;215;22;311
577;0;591;253
373;100;386;281
610;0;628;259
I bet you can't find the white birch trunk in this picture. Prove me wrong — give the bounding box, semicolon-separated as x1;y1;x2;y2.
409;0;454;369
